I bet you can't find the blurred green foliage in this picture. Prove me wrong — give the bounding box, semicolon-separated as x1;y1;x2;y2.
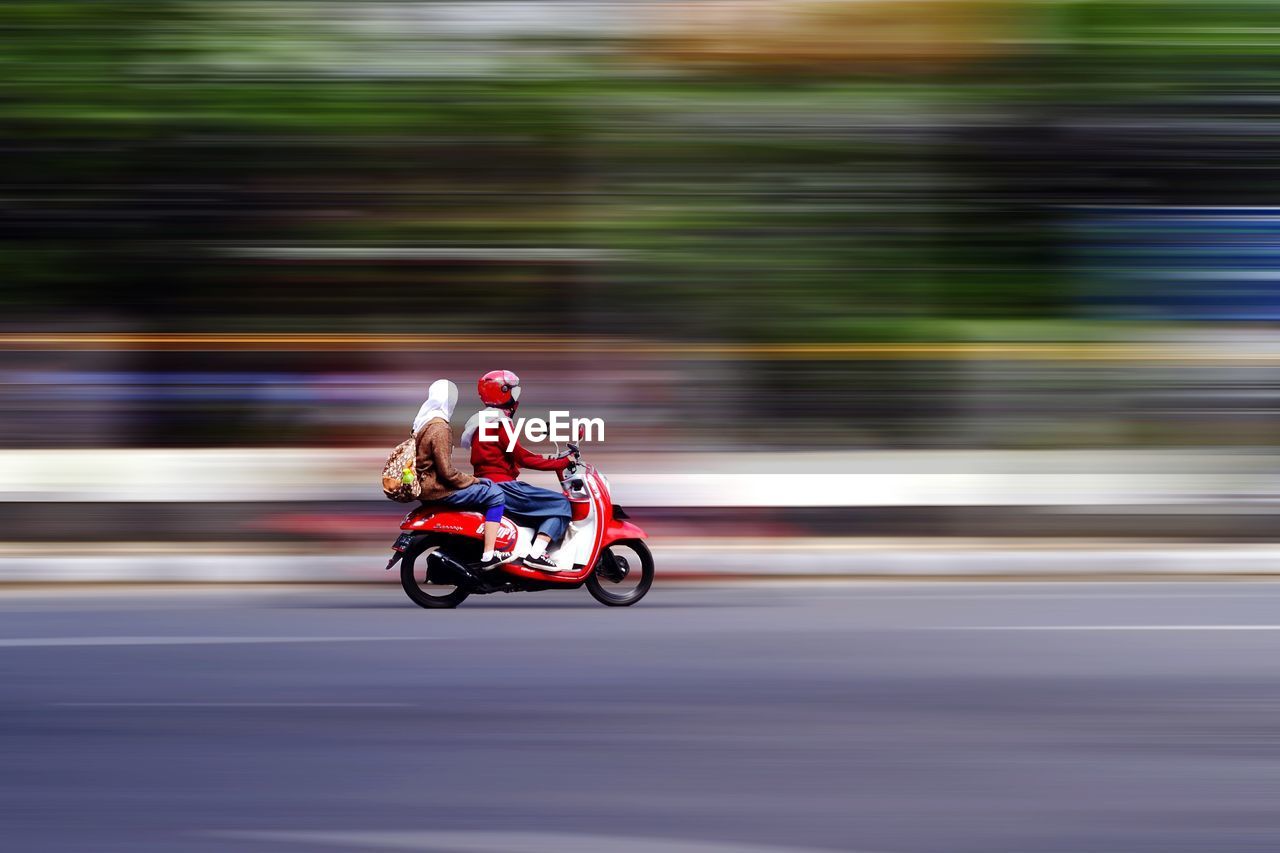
3;1;1278;340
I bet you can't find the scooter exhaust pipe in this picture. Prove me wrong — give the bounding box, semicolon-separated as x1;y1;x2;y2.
425;550;481;589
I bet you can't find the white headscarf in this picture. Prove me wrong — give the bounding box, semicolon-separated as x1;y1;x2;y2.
412;379;459;434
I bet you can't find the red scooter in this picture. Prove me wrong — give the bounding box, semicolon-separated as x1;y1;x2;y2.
386;443;653;608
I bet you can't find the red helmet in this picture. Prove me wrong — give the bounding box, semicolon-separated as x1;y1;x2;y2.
478;369;521;409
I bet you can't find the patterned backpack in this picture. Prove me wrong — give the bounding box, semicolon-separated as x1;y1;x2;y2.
381;430;422;502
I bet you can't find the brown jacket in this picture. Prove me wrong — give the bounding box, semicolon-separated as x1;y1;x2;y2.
414;419;476;501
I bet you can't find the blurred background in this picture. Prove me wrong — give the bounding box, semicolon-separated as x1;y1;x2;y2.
12;9;1280;851
6;0;1280;578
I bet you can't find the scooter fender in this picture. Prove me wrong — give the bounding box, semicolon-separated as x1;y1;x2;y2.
601;518;648;547
384;530;420;570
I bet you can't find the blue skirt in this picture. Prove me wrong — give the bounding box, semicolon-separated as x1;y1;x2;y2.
496;480;572;543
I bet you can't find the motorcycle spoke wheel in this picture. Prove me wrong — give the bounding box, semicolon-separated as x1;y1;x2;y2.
586;541;653;607
400;542;470;609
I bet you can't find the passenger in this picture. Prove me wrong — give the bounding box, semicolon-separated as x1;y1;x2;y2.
412;379;508;569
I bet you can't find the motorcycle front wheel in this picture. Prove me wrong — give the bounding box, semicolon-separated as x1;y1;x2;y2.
400;538;470;609
586;540;653;607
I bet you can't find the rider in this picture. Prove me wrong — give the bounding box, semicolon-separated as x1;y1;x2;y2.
412;379;509;570
461;370;573;571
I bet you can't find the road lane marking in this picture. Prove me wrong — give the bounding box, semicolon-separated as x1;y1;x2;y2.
0;636;429;648
933;625;1280;631
54;702;412;708
789;592;1280;601
213;830;879;852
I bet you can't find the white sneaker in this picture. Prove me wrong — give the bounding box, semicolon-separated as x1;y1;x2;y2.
471;551;512;570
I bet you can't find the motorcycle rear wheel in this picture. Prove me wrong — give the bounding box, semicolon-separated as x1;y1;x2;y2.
586;540;653;607
400;538;470;609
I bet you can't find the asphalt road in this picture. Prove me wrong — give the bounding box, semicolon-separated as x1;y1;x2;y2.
4;582;1280;853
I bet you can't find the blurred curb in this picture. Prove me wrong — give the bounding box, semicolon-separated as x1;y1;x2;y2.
4;539;1280;583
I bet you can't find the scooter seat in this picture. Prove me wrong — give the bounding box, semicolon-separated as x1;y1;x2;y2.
414;504;483;516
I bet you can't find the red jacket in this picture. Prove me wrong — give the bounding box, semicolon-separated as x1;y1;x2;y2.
468;416;571;483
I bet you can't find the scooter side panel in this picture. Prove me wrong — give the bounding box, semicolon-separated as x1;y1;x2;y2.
401;510;519;552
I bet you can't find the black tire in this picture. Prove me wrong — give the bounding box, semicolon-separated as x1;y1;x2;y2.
586;540;654;607
400;537;470;609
